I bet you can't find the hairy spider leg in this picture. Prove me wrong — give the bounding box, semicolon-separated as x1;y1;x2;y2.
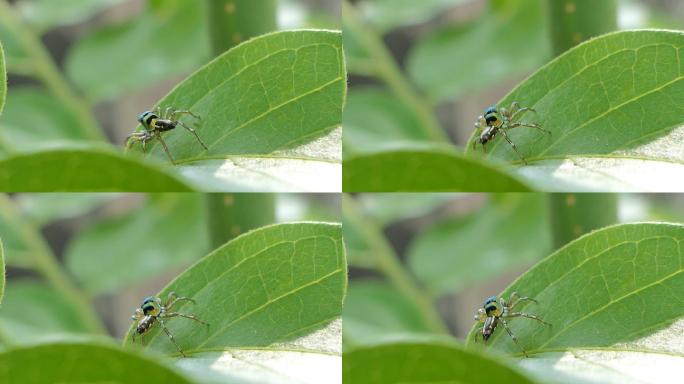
499;318;528;357
178;121;208;150
506;312;551;326
158;318;186;357
164;312;209;326
498;129;526;164
153;131;176;164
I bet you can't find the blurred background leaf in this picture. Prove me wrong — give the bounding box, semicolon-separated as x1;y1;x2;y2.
343;341;539;384
0;280;90;346
65;194;209;295
407;0;548;102
15;0;126;32
0;87;93;149
65;0;208;101
0;342;193;383
407;193;550;296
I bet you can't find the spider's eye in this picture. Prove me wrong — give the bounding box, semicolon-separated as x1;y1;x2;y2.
485;106;497;115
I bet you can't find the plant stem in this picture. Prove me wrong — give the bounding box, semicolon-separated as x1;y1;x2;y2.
546;0;617;56
206;194;276;249
0;195;106;334
342;0;448;142
343;194;450;334
0;0;105;141
205;0;277;56
548;194;618;249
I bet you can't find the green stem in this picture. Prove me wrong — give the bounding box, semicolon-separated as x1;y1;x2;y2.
0;195;106;334
205;0;277;56
0;0;104;141
547;0;617;56
206;194;276;249
548;194;618;249
342;0;448;142
343;194;450;334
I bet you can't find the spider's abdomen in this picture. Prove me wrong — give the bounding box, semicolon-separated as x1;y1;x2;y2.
136;315;156;335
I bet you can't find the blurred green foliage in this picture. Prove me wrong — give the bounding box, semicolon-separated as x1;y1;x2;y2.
0;193;341;383
344;193;684;383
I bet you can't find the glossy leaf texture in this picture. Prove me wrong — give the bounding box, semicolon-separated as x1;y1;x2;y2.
408;194;551;295
343;147;531;191
0;342;192;383
407;0;548;102
126;29;344;192
466;223;684;383
65;0;207;101
466;30;684;191
0;146;192;191
65;194;209;295
123;222;345;384
343;341;538;384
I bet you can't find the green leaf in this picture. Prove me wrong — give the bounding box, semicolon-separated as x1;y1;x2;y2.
0;88;92;148
344;88;432;154
408;194;551;295
343;341;538;384
127;30;344;192
15;0;125;32
123;222;345;383
407;0;548;102
465;30;684;191
343;148;532;191
0;281;90;345
0;146;193;191
0;341;192;383
0;40;5;115
355;193;454;226
343;281;435;349
65;0;208;101
65;194;209;295
466;223;684;382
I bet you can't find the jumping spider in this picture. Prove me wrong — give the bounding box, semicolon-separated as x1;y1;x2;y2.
473;292;550;357
472;102;550;165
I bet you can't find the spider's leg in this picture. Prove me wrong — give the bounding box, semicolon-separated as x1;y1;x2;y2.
499;129;527;165
164;106;174;120
506;312;551;326
164;312;209;326
178;121;209;150
154;132;176;164
158;319;186;357
500;318;528;357
508;293;538;310
508;122;550;135
166;293;196;310
172;110;201;120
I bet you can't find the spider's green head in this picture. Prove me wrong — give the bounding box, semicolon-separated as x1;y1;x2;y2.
141;296;162;316
137;111;158;129
483;296;502;317
483;106;503;128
